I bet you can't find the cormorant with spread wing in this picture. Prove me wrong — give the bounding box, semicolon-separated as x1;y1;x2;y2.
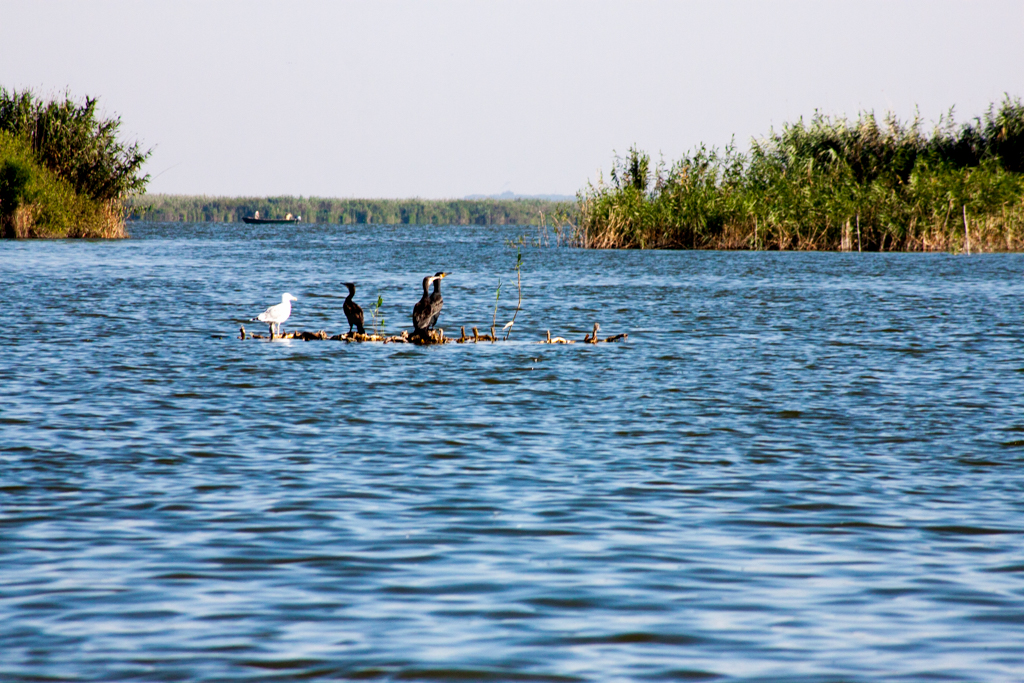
341;282;365;334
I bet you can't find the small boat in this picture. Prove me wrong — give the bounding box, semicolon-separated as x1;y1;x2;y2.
243;211;300;225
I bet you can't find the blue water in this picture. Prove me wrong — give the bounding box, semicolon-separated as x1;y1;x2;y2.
3;222;1024;682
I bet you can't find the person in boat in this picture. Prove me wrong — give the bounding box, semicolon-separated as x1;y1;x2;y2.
342;282;365;334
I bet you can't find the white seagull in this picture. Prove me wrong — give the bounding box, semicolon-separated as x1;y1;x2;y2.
252;293;297;338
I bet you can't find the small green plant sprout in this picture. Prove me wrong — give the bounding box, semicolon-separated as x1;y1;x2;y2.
371;293;385;336
491;278;502;334
503;245;524;341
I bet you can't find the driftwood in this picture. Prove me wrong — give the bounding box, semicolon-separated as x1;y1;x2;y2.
240;321;626;345
541;330;574;344
457;326;498;343
410;329;450;345
249;329;329;341
332;330;412;344
334;329;450;345
539;323;627;345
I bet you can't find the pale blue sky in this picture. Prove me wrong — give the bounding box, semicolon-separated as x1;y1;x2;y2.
2;0;1021;198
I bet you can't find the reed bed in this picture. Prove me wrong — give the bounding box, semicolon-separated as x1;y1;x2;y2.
576;97;1024;251
0;89;148;238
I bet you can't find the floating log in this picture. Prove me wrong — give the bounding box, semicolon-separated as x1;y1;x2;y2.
586;321;628;344
456;325;497;343
540;323;626;344
541;330;574;344
251;329;329;341
410;328;450;345
242;322;625;345
331;330;410;343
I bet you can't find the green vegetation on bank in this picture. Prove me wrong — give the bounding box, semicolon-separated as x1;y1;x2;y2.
0;88;150;238
129;194;574;226
0;131;109;238
578;97;1024;251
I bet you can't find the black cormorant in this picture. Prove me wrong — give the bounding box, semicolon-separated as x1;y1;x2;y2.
342;282;365;334
412;273;445;334
428;271;448;329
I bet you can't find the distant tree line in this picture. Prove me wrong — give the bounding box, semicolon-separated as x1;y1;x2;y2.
129;194;576;226
577;96;1024;251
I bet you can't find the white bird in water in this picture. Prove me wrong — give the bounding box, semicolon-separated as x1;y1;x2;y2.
251;293;297;339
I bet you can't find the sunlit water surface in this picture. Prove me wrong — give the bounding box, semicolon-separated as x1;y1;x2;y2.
3;222;1024;682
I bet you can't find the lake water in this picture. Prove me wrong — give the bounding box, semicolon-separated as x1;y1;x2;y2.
3;222;1024;682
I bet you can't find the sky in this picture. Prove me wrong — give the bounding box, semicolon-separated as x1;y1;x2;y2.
1;0;1022;199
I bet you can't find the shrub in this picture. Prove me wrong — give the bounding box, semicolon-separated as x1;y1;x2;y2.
0;130;120;238
0;88;149;238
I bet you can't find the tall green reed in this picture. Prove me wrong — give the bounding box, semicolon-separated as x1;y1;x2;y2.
578;97;1024;251
0;88;150;238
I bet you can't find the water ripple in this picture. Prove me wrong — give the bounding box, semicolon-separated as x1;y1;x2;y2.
2;224;1024;681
